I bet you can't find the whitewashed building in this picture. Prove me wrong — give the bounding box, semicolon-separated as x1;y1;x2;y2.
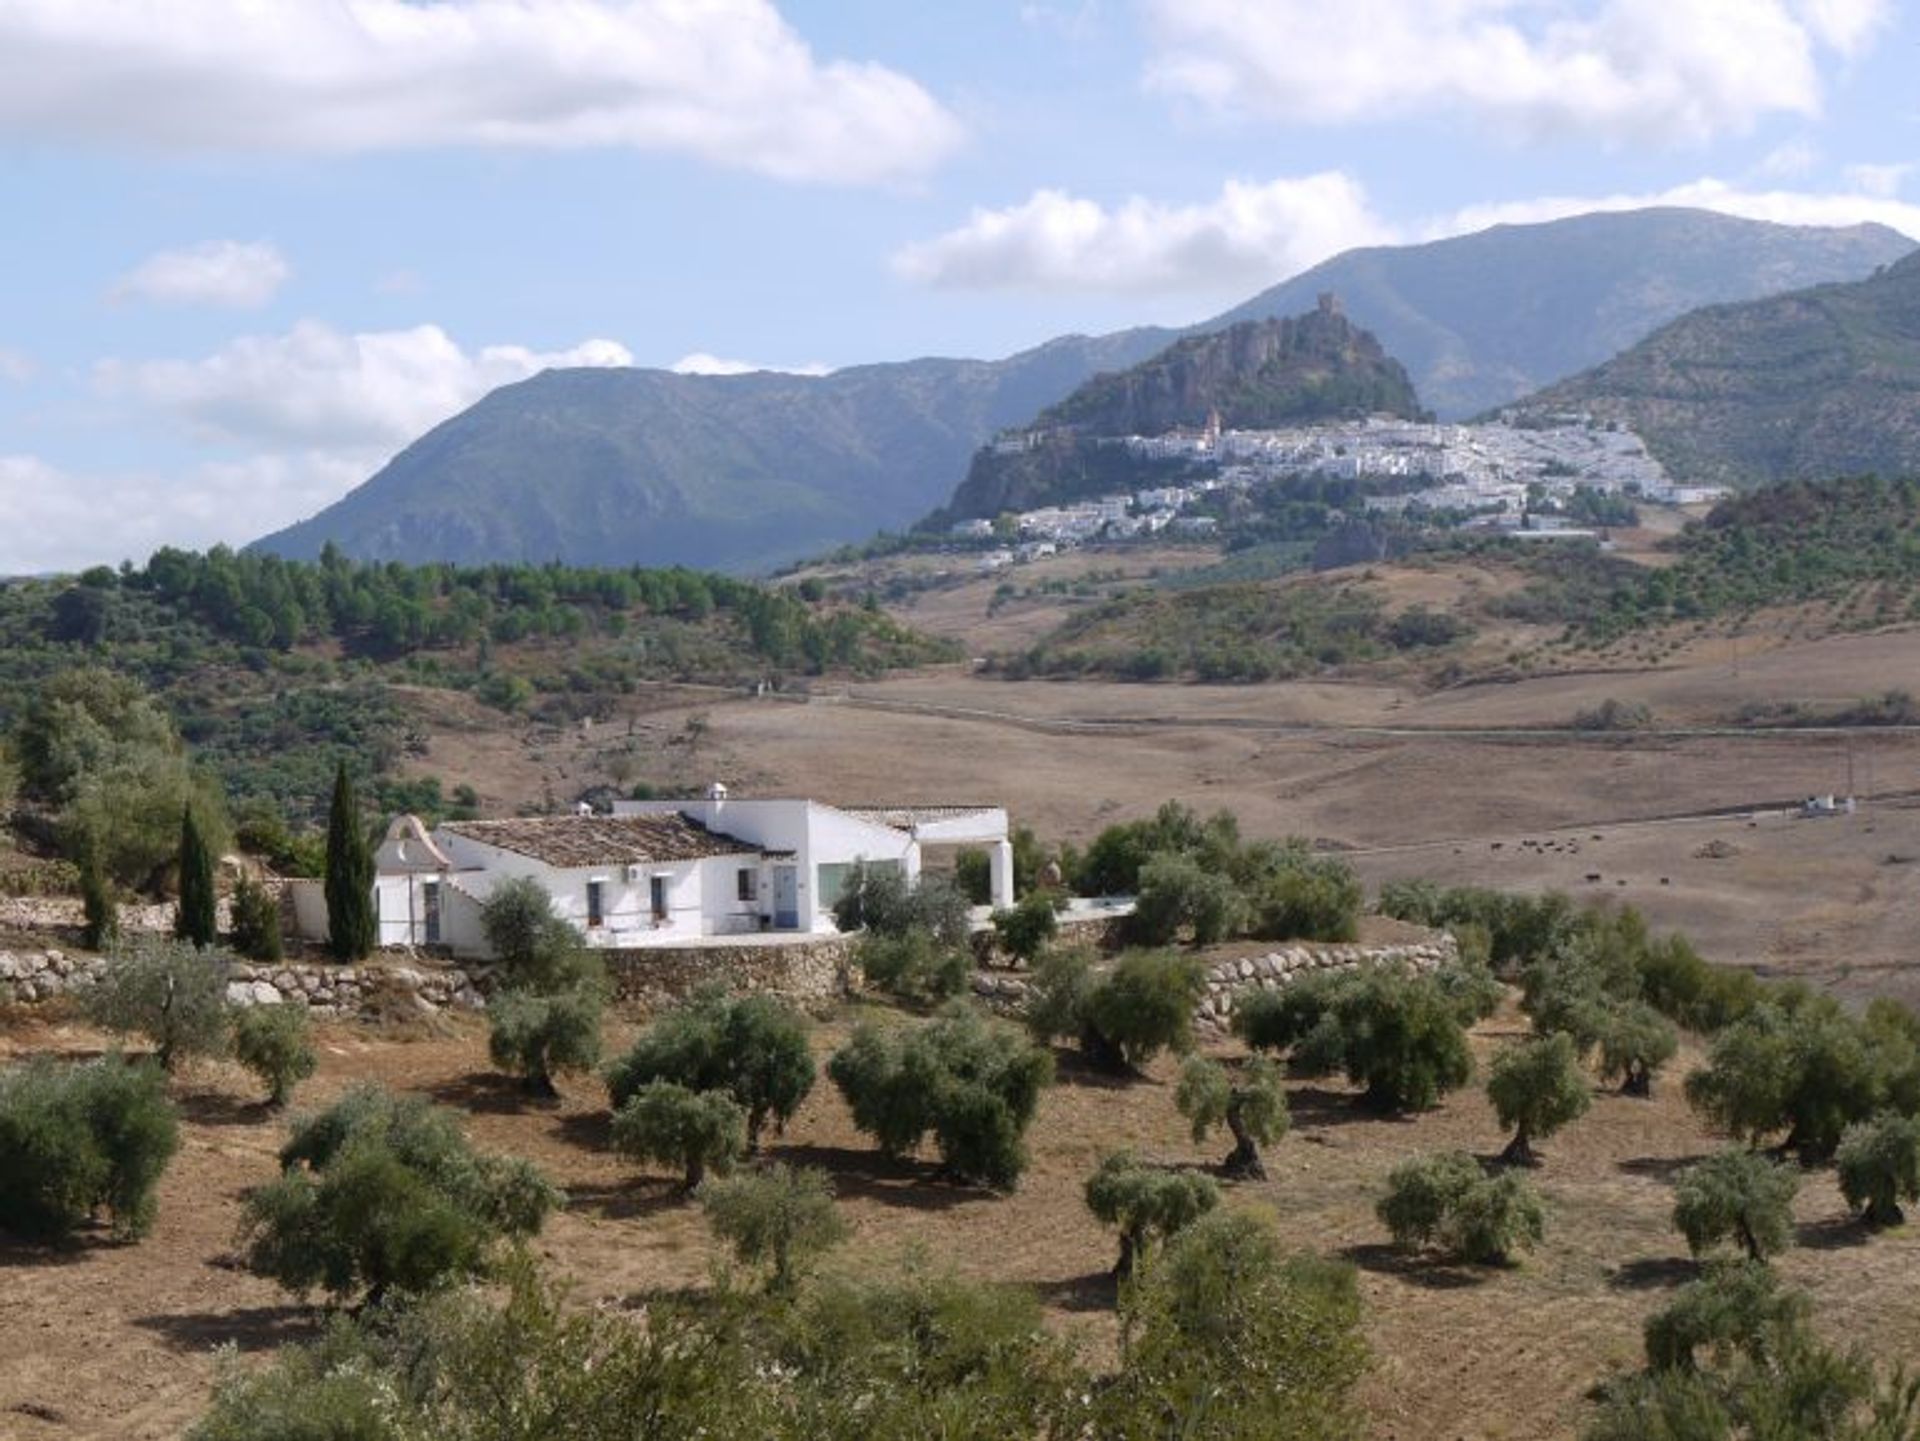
352;791;1013;958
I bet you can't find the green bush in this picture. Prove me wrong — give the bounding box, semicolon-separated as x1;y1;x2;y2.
242;1084;559;1306
1487;1032;1592;1166
1595;1001;1679;1098
1642;1260;1809;1373
604;988;814;1148
610;1081;745;1189
1130;852;1244;946
1095;1210;1369;1440
855;930;970;1005
700;1163;847;1292
87;938;232;1071
1175;1053;1289;1180
830;864;971;950
1672;1148;1799;1262
1239;843;1363;943
1265;966;1475;1113
1378;1151;1546;1265
0;1054;179;1241
827;1006;1052;1190
991;891;1058;965
228;873;283;964
1431;956;1504;1025
1082;1151;1219;1277
486;987;605;1098
1080;949;1206;1072
232;1005;317;1107
1835;1112;1920;1228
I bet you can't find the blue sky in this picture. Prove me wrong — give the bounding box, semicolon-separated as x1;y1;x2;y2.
2;0;1917;573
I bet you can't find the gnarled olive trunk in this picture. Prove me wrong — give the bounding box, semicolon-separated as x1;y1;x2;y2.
1500;1123;1537;1168
1222;1101;1267;1181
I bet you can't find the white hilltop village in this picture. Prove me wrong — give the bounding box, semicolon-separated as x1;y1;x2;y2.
956;409;1730;571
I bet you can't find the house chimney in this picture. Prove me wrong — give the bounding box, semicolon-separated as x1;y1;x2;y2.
706;781;728;817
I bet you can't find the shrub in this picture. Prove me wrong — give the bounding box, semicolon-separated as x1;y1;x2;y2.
604;989;814;1148
0;1055;179;1241
1272;967;1475;1113
1239;843;1363;943
1130;852;1244;946
1487;1032;1592;1166
1231;971;1342;1056
1022;945;1098;1047
1835;1112;1920;1228
855;930;969;1005
827;1007;1052;1189
1431;956;1504;1025
1082;1151;1219;1277
831;864;971;950
243;1084;559;1305
232;1005;317;1108
1672;1148;1799;1262
1095;1210;1368;1440
1378;1151;1545;1265
1596;1000;1679;1098
991;891;1058;965
87;938;232;1071
700;1163;847;1292
228;873;283;964
486;987;605;1098
1079;949;1206;1072
1175;1053;1289;1180
1643;1260;1810;1373
611;1081;746;1189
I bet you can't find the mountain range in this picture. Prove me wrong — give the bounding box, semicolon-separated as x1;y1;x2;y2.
251;209;1915;573
1512;250;1920;488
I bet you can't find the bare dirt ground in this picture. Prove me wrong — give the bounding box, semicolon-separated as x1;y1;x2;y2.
5;1000;1916;1441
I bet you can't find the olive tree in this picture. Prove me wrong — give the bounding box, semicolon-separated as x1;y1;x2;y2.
991;891;1058;966
1672;1149;1799;1262
1378;1151;1547;1265
1129;852;1245;947
827;1006;1052;1190
231;1004;317;1108
242;1085;559;1307
1025;948;1205;1075
1266;967;1475;1114
1835;1112;1920;1228
1596;1001;1679;1099
1174;1054;1290;1180
610;1082;745;1190
1083;1152;1219;1278
1487;1032;1592;1166
87;938;232;1071
700;1163;847;1293
0;1054;179;1242
481;879;606;1097
487;988;606;1099
605;989;814;1149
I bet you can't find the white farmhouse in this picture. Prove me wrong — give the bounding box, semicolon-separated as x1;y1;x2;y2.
355;791;1013;958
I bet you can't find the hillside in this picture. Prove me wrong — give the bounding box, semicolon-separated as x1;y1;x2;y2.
1206;208;1914;419
940;303;1423;520
249;330;1176;575
249;210;1911;574
1513;252;1920;487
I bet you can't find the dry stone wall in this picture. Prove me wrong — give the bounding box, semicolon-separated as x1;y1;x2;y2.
602;938;855;1013
970;935;1459;1035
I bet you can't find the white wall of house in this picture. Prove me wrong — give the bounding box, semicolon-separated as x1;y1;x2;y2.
615;798;918;933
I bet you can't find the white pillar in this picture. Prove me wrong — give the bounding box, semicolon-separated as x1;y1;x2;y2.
989;840;1015;911
903;842;923;890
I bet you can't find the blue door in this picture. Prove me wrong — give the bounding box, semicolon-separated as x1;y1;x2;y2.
773;865;799;929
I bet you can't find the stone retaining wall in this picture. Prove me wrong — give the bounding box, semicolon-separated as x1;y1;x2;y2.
969;935;1459;1034
602;938;856;1012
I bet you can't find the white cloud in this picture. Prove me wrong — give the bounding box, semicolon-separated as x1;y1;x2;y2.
669;352;832;377
1431;177;1920;242
1758;139;1821;179
892;173;1393;293
95;321;633;450
0;0;959;185
0;347;31;382
111;240;290;309
1144;0;1878;145
1843;163;1912;199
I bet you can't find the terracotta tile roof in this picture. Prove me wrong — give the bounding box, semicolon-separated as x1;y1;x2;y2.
439;814;759;869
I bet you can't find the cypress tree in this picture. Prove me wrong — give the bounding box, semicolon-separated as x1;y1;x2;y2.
79;836;119;952
174;805;218;947
324;761;376;962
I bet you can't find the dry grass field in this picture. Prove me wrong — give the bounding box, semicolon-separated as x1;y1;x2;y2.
5;993;1916;1441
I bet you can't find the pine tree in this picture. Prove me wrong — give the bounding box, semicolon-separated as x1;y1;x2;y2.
174;805;217;947
324;761;375;962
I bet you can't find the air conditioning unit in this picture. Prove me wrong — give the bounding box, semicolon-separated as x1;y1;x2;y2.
624;864;645;884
